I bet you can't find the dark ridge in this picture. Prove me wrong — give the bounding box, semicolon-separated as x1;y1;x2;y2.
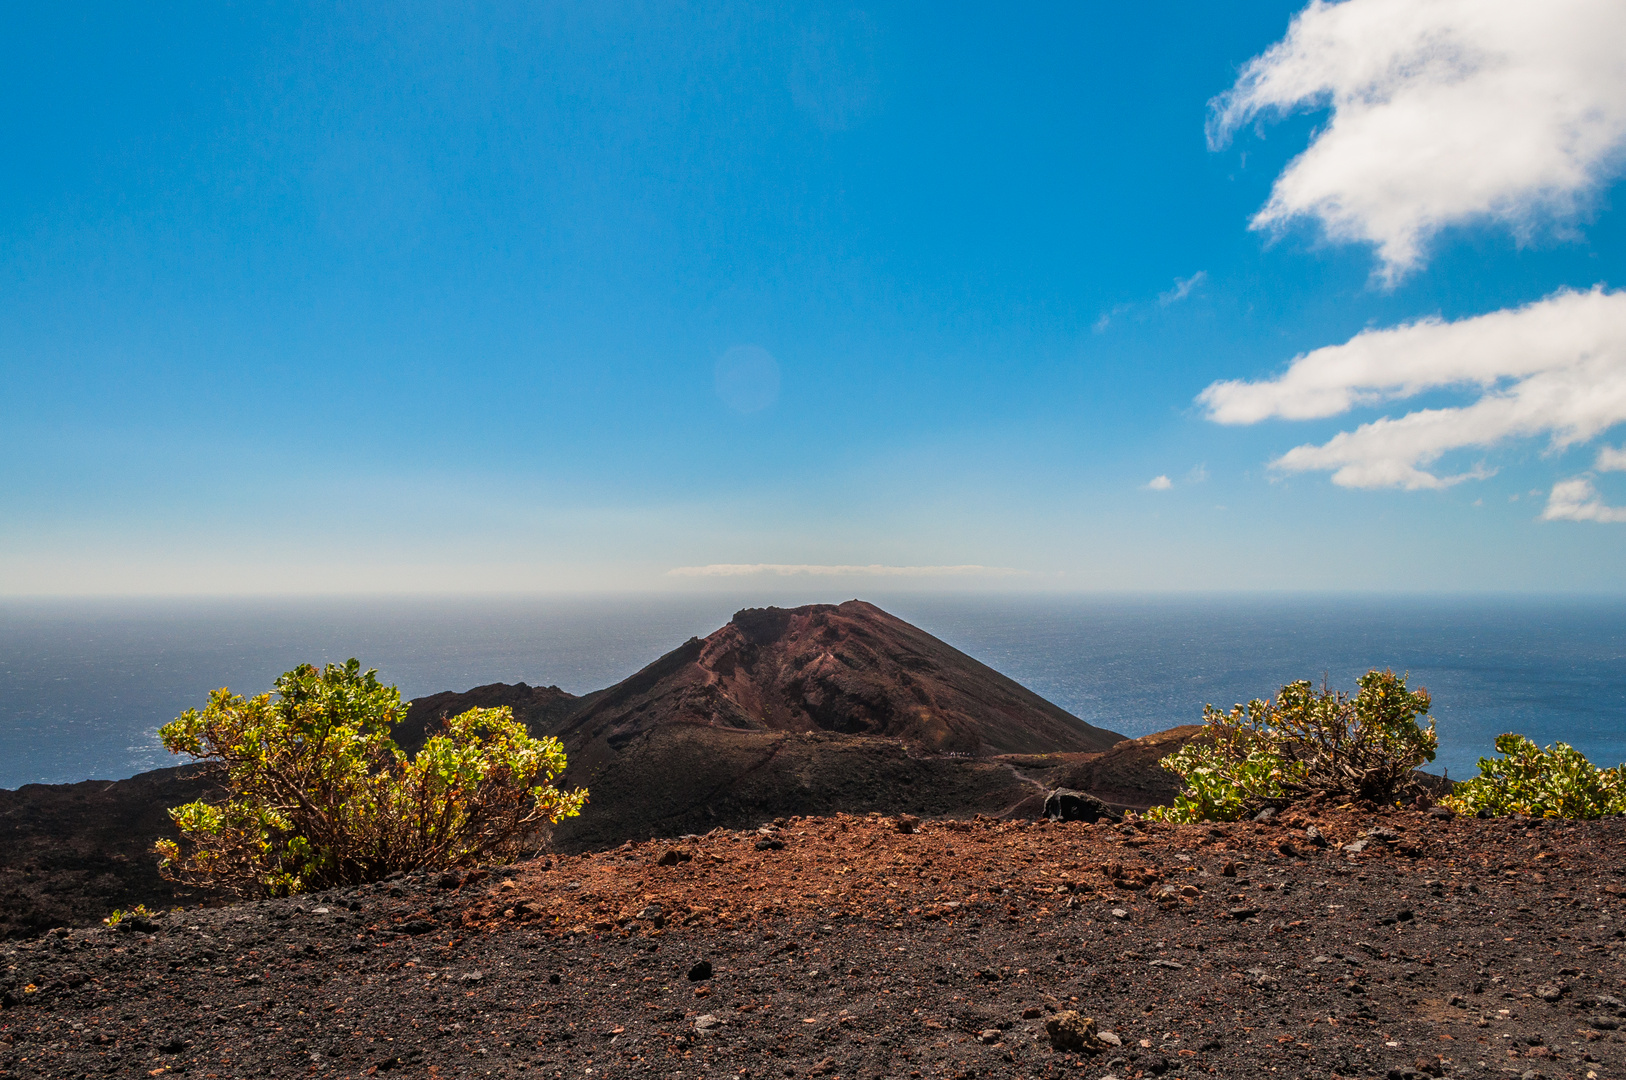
393;681;582;754
0;765;220;940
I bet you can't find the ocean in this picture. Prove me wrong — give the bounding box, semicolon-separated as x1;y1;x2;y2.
2;593;1623;791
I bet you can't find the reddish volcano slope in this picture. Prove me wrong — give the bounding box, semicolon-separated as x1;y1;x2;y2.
541;601;1124;849
555;600;1123;757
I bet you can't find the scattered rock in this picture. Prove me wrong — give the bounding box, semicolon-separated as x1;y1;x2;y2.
687;960;713;981
1110;908;1129;920
1044;1011;1098;1052
895;814;920;834
1253;807;1277;823
1228;906;1261;920
1304;825;1328;847
1150;959;1184;970
693;1014;722;1032
656;848;692;867
1042;789;1121;824
754;838;786;851
1367;825;1400;843
977;1028;1002;1043
1343;838;1369;855
1535;983;1563;1001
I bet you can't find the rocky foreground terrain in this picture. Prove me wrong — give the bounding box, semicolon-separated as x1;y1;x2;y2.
5;805;1624;1080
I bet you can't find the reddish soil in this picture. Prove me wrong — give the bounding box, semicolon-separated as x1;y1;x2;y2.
6;807;1624;1080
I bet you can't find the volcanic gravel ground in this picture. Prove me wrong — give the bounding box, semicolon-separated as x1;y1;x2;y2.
4;809;1626;1080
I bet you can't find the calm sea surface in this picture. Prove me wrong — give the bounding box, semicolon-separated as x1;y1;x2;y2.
2;594;1623;790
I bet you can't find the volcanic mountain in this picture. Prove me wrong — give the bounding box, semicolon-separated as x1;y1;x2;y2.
0;600;1140;926
554;600;1120;755
539;600;1126;849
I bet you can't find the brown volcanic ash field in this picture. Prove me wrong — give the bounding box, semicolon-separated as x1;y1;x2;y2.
6;809;1626;1080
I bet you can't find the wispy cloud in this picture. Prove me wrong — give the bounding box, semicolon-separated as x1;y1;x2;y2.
1143;475;1173;491
1542;478;1626;522
666;563;1025;578
1198;287;1626;490
1093;306;1128;333
1209;0;1626;284
1096;271;1208;331
1596;445;1626;472
1159;271;1207;306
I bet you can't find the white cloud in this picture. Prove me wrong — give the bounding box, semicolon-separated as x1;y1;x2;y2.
666;563;1023;578
1210;0;1626;282
1144;475;1173;491
1542;477;1626;522
1597;445;1626;471
1159;271;1208;306
1198;287;1626;490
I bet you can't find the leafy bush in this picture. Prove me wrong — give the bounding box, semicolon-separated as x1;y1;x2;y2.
155;659;586;897
1148;669;1437;823
1442;734;1626;819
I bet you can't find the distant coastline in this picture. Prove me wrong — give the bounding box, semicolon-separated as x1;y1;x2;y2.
4;592;1625;789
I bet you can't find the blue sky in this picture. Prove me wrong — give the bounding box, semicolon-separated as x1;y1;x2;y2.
3;1;1624;594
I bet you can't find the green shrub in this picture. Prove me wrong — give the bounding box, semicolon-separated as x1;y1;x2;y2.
155;659;586;897
1442;734;1626;819
1148;669;1437;823
102;904;160;927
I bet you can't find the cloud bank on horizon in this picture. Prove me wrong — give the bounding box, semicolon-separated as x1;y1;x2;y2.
1206;0;1626;521
667;564;1025;578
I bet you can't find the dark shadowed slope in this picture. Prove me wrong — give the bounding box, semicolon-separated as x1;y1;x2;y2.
0;766;219;939
553;600;1124;757
393;681;584;754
